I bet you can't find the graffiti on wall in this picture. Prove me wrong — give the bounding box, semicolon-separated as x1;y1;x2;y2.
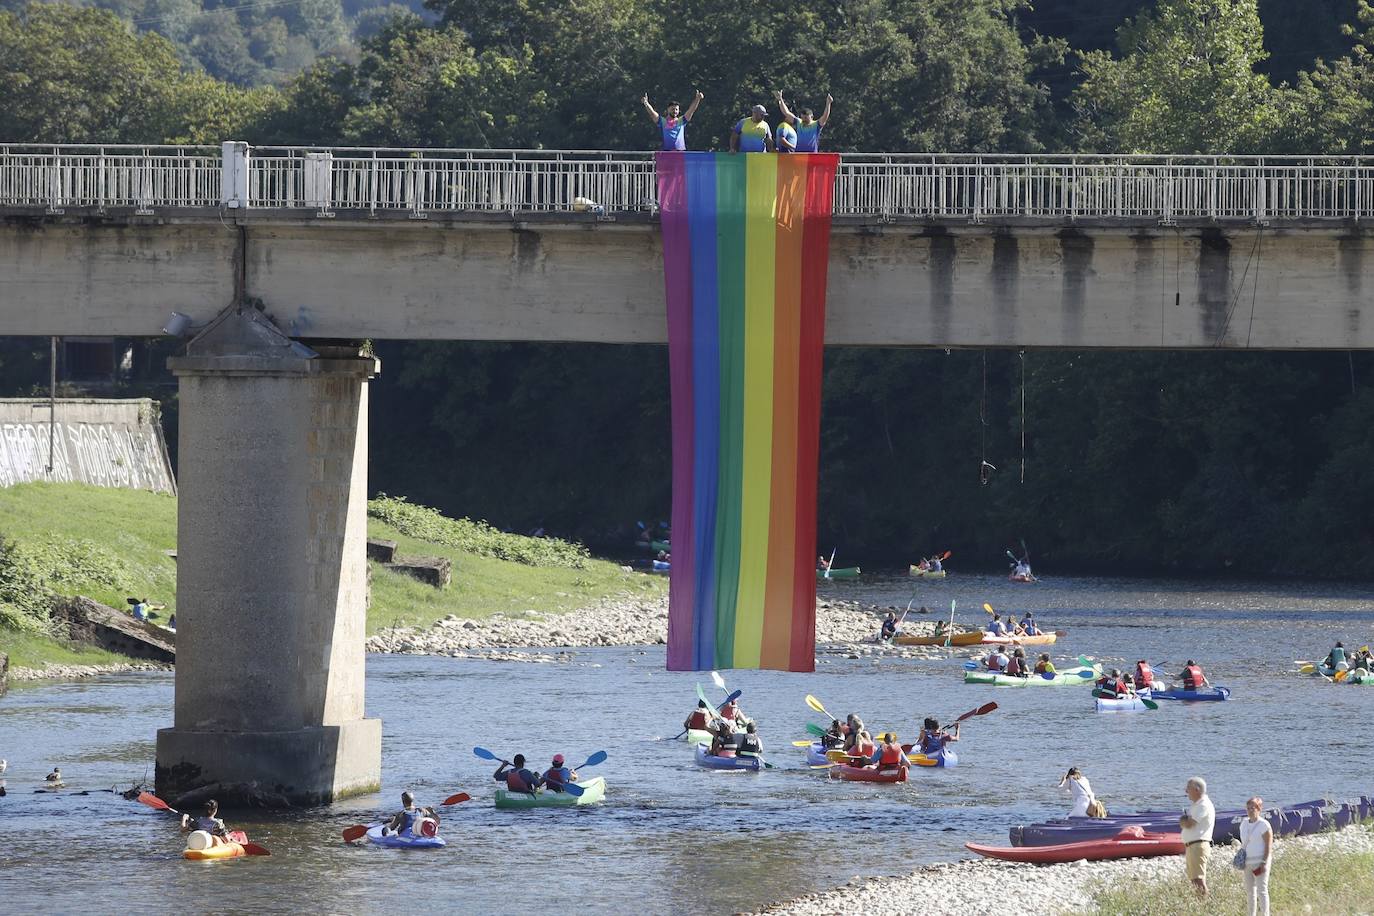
0;404;174;494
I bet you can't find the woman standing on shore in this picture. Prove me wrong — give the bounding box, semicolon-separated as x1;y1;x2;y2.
1059;767;1095;817
1239;796;1272;915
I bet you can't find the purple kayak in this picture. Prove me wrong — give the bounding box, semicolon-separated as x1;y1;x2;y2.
1011;798;1335;847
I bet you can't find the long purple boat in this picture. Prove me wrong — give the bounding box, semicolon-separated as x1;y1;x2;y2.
1010;797;1367;847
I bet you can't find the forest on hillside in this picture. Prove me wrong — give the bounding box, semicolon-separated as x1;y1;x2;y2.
5;0;1374;575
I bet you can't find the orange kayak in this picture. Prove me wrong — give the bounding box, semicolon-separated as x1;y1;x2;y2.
894;631;983;647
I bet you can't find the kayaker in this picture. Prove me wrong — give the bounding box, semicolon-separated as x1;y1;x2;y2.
842;715;865;753
817;555;830;572
1180;776;1216;898
1096;668;1131;697
493;754;539;794
1180;660;1210;690
932;618;949;638
180;798;230;840
541;754;577;793
875;733;904;772
927;555;943;573
880;612;898;642
1004;648;1030;678
737;722;764;758
1354;650;1372;673
708;721;737;757
1134;660;1156;690
917;718;958;755
1021;612;1040;636
683;700;712;732
984;647;1009;672
847;729;875;764
1324;642;1347;671
1034;653;1056;675
720;696;745;728
986;614;1007;637
383;791;438;835
820;720;845;749
1058;767;1095;818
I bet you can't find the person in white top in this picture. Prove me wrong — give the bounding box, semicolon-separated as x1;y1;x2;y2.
1059;766;1095;817
1239;796;1273;916
1180;776;1216;897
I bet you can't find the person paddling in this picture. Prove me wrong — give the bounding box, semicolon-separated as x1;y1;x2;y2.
720;696;746;729
541;754;577;793
875;732;904;772
986;614;1008;637
984;647;1009;673
1324;642;1347;671
1134;660;1156;690
1020;612;1041;636
494;754;539;795
180;799;231;842
820;720;844;750
917;718;958;755
683;699;712;733
1004;648;1030;678
737;722;764;759
708;720;737;758
1034;653;1056;675
383;791;438;836
1180;660;1210;690
1096;668;1131;698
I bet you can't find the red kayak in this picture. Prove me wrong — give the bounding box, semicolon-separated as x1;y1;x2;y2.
828;763;908;783
965;827;1184;863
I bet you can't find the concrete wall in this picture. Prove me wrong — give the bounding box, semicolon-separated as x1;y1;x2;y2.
0;398;175;493
4;215;1374;348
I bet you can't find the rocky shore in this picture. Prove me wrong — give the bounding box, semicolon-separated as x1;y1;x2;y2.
9;661;172;682
364;594;973;661
758;823;1374;916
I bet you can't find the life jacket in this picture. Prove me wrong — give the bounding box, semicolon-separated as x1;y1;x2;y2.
1135;662;1155;688
543;766;570;790
919;731;944;754
878;743;903;766
505;768;534;793
1005;655;1024;676
1110;678;1128;696
1182;665;1204;690
852;739;875;760
1022;620;1039;635
712;741;736;757
1034;660;1050;674
686;709;710;730
987;653;1006;672
720;702;739;721
738;733;762;755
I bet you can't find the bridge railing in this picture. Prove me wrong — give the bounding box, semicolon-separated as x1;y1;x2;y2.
4;143;1374;222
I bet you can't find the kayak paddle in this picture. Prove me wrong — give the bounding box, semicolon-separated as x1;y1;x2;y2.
805;722;827;737
241;843;271;856
945;599;957;647
1140;697;1159;711
792;740;816;747
710;671;728;694
137;791;179;814
805;694;833;720
717;689;742;712
472;746;502;762
343;792;472;842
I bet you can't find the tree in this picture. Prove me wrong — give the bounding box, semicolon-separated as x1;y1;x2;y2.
1071;0;1280;153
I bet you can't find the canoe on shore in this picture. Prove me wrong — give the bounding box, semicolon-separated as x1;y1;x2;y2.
968;828;1183;864
894;631;983;647
817;567;861;581
495;777;607;809
964;665;1099;687
1009;797;1339;847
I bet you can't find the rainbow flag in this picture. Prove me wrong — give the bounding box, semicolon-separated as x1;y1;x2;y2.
657;151;839;672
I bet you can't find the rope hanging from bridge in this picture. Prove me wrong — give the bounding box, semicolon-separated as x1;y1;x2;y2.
1019;350;1027;484
979;351;996;486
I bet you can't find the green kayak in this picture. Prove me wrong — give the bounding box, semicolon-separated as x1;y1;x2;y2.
495;776;606;809
964;664;1100;687
817;567;861;581
684;729;714;746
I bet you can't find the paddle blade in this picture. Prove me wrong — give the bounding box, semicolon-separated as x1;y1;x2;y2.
810;762;838;769
711;671;727;691
342;824;369;843
963;661;978;670
792;740;815;747
696;684;711;707
1054;630;1068;637
472;746;499;761
973;701;998;717
136;791;174;812
440;792;471;807
718;689;741;711
982;603;995;615
561;781;586;797
1299;664;1315;674
577;751;608;769
241;843;271;856
1076;669;1096;678
1041;672;1057;680
805;722;826;737
1140;698;1159;711
804;695;828;717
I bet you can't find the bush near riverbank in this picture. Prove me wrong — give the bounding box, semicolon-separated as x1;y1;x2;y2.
0;483;664;667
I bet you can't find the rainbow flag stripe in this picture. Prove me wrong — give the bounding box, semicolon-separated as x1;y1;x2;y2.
657;151;839;672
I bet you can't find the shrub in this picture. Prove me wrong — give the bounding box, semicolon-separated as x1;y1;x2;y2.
367;495;590;569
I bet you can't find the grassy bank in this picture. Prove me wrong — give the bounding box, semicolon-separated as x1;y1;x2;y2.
1;630;132;670
1090;825;1374;914
0;484;664;663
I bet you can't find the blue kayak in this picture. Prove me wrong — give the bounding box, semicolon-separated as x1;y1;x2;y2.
366;824;447;849
805;743;833;767
912;745;958;768
693;744;762;771
1144;685;1230;701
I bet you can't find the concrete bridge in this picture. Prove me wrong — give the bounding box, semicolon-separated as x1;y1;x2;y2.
5;142;1374;804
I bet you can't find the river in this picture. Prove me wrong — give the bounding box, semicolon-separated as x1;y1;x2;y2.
2;574;1373;914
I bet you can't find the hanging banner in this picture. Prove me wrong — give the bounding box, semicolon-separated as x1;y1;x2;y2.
658;151;839;672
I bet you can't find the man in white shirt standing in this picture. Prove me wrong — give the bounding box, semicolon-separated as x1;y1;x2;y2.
1180;776;1216;897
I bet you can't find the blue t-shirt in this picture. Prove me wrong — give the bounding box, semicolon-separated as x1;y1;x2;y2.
733;118;771;152
776;122;797;152
795;121;823;152
658;116;688;151
132;602;148;621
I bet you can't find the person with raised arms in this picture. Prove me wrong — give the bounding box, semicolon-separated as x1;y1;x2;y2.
1058;766;1095;818
774;90;833;152
493;753;539;795
730;104;774;153
641;90;703;151
917;718;959;755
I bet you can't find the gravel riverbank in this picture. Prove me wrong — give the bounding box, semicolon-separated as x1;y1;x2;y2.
759;822;1374;916
9;661;172;681
364;594;973;660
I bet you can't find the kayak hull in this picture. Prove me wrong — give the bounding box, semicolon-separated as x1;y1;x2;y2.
817;567;861;581
1008;574;1037;583
693;745;762;771
495;776;607;809
1144;686;1231;701
911;747;957;768
980;633;1057;646
805;743;834;767
1011;798;1336;847
895;631;982;647
908;566;946;578
365;824;447;848
1095;695;1151;712
829;763;908;783
684;728;714;746
968;830;1184;863
965;665;1098;687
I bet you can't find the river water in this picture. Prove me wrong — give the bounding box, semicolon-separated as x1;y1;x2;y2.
3;574;1373;915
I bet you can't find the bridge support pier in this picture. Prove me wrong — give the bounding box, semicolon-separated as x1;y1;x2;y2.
155;306;381;806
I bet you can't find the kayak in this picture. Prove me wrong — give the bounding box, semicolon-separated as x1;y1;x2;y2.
183;830;252;860
652;560;670;571
895;631;983;647
908;566;946;578
1010;798;1336;847
365;824;447;848
1008;573;1037;583
693;745;762;771
828;763;908;783
495;776;607;809
1143;685;1230;701
684;728;714;746
1095;695;1152;712
910;746;957;768
980;633;1057;646
817;567;861;581
969;828;1183;863
964;665;1099;687
1345;670;1374;685
805;743;834;767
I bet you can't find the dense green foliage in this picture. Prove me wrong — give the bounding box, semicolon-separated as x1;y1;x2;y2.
368;494;590;567
6;0;1374;575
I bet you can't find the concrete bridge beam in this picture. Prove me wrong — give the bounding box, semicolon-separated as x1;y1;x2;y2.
155;306;380;806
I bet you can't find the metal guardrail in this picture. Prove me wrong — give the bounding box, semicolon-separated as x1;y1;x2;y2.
4;143;1374;223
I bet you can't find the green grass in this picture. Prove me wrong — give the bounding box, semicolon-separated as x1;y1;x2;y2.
0;483;665;647
1090;825;1374;915
0;629;133;670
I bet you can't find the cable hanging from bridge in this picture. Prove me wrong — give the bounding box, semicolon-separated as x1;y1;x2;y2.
979;350;996;486
1019;350;1027;484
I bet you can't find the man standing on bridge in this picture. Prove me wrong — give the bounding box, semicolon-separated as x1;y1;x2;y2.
641;90;704;150
730;104;775;153
774;91;833;152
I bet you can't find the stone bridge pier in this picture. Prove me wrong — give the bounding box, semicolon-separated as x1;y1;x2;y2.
155;305;380;806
